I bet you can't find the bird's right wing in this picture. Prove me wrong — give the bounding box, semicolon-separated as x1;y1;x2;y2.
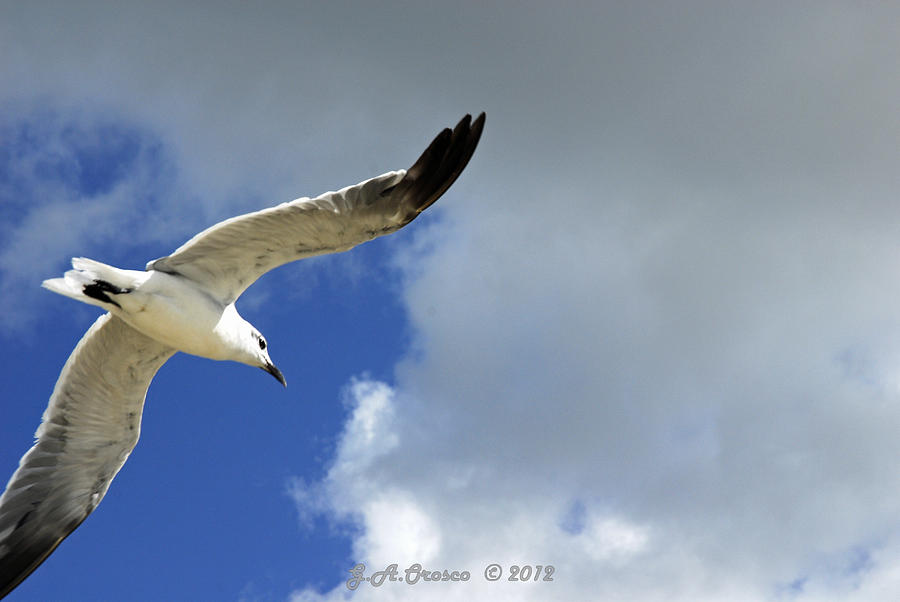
146;113;485;305
0;314;175;599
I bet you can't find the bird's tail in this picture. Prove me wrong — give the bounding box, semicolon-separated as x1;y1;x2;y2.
42;258;137;310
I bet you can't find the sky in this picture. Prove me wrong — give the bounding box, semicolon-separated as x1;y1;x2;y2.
1;1;900;600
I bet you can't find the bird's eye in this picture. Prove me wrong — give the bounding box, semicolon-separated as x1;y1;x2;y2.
258;338;266;350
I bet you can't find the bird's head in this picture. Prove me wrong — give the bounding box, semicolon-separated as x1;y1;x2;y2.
248;328;286;387
220;306;286;387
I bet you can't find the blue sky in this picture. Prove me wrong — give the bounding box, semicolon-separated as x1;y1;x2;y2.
3;2;900;601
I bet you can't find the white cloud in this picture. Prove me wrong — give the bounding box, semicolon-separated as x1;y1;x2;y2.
290;362;900;601
580;517;649;564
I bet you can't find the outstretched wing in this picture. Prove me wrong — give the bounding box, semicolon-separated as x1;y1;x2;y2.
147;112;485;304
0;314;174;599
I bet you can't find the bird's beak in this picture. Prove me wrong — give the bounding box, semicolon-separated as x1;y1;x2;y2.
262;362;287;387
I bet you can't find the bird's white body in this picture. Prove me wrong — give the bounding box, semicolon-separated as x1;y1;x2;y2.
122;271;238;360
44;261;254;362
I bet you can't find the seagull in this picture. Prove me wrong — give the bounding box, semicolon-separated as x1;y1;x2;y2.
0;113;485;598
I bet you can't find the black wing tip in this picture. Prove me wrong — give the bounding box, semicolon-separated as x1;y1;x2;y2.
394;112;486;222
0;529;76;599
464;112;486;137
0;481;93;598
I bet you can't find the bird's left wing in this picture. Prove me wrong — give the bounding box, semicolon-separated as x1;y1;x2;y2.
147;113;485;304
0;314;175;599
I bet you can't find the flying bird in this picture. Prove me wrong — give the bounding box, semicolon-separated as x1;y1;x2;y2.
0;113;485;598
